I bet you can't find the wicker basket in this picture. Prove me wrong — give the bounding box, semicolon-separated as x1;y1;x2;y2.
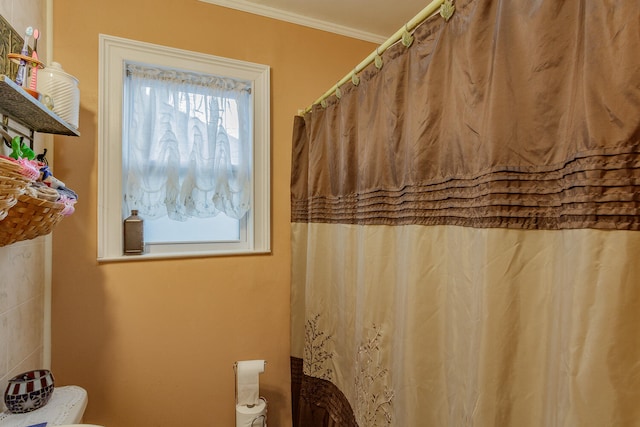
0;176;26;220
0;158;32;221
0;192;65;246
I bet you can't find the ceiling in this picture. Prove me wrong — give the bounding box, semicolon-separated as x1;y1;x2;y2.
198;0;434;43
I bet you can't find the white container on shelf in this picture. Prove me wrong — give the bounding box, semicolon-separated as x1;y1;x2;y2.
37;62;80;129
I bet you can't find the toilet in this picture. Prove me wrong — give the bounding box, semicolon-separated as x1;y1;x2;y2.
0;386;100;426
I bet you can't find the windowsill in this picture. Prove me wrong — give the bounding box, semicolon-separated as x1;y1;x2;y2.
97;248;272;263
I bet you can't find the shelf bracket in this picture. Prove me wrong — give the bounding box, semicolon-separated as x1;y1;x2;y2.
2;114;35;149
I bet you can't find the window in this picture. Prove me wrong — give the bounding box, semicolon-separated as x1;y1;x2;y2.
98;35;270;261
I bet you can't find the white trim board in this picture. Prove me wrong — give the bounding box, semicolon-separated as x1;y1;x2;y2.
198;0;387;44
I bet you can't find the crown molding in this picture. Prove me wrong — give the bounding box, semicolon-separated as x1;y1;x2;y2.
198;0;386;44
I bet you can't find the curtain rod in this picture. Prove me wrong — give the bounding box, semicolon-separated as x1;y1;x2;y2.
300;0;448;115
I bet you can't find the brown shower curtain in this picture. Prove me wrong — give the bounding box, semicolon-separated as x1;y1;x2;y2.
291;1;640;426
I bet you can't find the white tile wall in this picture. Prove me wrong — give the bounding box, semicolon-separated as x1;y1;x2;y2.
0;0;48;411
0;240;47;411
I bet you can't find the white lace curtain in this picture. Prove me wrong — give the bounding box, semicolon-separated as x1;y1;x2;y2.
123;63;252;221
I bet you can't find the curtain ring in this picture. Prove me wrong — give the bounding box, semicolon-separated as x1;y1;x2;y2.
440;0;456;21
374;47;383;69
321;99;327;108
402;24;414;48
351;69;360;86
335;84;342;99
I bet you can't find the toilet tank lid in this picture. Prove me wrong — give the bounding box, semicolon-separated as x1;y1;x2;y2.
0;386;88;426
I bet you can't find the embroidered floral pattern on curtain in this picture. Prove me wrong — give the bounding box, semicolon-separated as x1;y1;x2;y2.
124;63;252;221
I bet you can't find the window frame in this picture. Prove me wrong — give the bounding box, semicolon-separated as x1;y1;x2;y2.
98;34;270;261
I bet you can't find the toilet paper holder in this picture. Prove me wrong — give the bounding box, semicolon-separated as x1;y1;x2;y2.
249;413;266;427
234;361;268;427
233;361;267;407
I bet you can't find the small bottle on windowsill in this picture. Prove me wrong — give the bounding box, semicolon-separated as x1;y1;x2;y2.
123;209;144;255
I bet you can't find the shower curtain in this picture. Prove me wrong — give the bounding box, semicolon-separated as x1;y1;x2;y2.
290;1;640;426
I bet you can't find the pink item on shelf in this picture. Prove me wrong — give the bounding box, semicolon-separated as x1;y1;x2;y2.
29;29;40;91
15;158;41;180
59;195;77;216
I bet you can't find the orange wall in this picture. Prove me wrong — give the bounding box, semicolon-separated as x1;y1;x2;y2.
50;1;374;425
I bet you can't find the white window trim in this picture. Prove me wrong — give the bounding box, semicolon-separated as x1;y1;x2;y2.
97;34;270;262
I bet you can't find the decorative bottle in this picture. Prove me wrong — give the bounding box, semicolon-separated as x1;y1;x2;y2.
123;210;144;255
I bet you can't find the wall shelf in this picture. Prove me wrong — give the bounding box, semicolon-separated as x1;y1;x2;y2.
0;74;80;137
0;73;79;246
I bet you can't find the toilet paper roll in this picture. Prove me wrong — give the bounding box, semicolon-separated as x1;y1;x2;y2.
236;360;265;406
236;399;267;427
